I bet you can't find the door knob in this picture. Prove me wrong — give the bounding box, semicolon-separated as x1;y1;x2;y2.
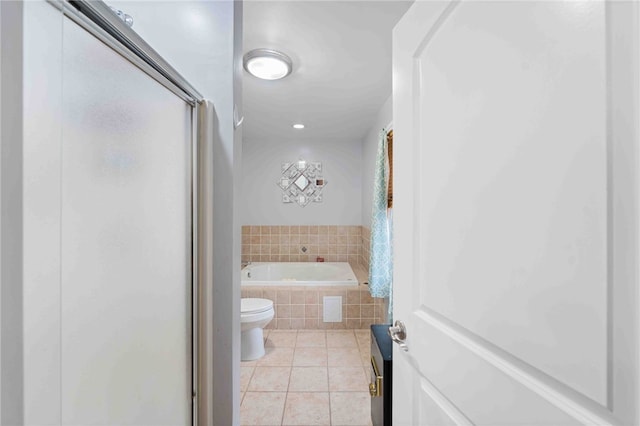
388;320;408;351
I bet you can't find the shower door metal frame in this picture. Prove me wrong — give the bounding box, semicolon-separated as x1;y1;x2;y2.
48;1;207;424
64;0;203;104
50;0;203;105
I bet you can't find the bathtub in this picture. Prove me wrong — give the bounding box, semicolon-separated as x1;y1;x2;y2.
242;262;359;287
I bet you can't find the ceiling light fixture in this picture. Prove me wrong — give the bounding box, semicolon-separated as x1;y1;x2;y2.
293;124;305;129
243;49;293;80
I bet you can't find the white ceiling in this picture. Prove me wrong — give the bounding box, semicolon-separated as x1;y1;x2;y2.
242;1;412;142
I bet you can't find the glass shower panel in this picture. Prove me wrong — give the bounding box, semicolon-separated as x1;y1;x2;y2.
61;18;191;425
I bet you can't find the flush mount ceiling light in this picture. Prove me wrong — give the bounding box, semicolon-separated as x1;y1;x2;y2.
292;124;305;129
243;49;292;80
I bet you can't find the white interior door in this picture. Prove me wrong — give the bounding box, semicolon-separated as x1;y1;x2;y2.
392;1;640;424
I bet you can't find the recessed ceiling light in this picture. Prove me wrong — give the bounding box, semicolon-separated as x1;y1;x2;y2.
293;124;305;129
243;49;292;80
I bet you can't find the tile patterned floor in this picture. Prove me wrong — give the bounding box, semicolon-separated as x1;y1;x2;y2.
240;329;373;426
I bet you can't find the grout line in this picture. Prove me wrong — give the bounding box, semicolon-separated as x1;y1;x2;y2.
280;364;293;426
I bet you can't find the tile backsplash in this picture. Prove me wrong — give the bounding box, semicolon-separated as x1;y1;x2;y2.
241;225;368;268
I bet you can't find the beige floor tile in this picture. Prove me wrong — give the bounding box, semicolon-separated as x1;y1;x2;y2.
248;367;291;392
282;392;330;425
240;329;372;426
360;348;371;367
328;347;362;366
330;392;371;426
241;365;255;392
257;347;295;366
265;330;298;348
357;340;371;355
328;366;368;392
355;331;371;350
293;347;328;366
296;331;326;347
240;392;286;425
327;330;357;347
289;367;328;392
354;329;370;339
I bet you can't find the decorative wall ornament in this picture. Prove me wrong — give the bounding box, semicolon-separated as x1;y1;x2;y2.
277;159;327;207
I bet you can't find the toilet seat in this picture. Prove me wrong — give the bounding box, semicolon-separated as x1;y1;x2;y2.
241;298;273;315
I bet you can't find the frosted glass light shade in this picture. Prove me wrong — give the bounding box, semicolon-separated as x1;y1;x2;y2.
243;49;292;80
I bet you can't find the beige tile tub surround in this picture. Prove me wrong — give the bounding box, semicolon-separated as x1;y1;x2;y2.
242;224;371;271
241;284;385;330
241;264;386;329
241;229;387;328
241;225;364;267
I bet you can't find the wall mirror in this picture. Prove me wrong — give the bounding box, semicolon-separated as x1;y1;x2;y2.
277;159;327;207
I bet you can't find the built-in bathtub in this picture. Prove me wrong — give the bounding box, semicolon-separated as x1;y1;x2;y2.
242;262;358;287
240;261;383;329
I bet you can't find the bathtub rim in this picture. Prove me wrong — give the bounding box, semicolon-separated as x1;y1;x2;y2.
241;261;360;287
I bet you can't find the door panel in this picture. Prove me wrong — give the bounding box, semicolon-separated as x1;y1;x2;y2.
415;381;464;426
412;313;585;425
418;0;607;404
60;17;191;425
393;1;639;425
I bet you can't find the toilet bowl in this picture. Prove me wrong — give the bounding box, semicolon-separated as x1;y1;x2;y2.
241;298;275;361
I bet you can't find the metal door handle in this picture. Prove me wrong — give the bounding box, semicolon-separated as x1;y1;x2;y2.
388;320;408;351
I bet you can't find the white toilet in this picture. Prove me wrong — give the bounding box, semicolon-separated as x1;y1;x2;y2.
241;298;275;361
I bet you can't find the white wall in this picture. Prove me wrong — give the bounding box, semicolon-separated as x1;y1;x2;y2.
242;94;390;229
361;95;392;228
1;1;24;423
242;137;362;225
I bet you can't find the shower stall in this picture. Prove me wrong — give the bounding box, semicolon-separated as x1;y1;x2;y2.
4;0;218;423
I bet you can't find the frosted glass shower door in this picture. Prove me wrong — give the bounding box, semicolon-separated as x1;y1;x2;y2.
60;17;192;424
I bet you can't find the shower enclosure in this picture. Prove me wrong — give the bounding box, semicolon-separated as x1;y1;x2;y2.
16;1;212;423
